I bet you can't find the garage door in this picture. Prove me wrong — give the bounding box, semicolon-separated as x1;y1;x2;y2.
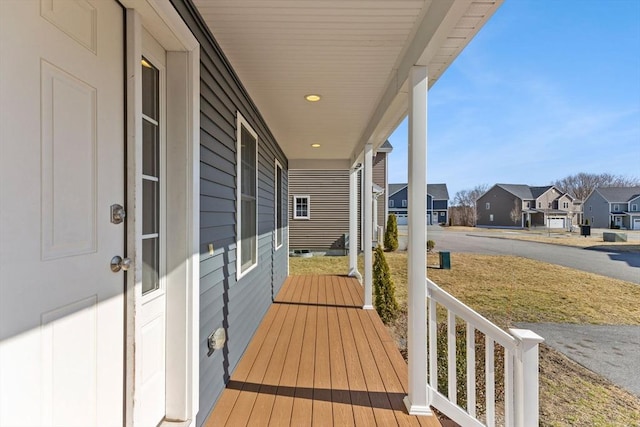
548;218;565;228
633;218;640;230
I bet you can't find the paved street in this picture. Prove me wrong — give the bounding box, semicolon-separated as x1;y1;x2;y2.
423;226;640;284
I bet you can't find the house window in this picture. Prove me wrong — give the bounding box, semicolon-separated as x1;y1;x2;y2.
538;202;541;208
401;199;407;208
548;202;552;208
236;113;258;277
632;204;638;211
526;202;530;208
293;195;310;219
589;206;592;212
563;202;569;209
489;214;494;222
141;56;162;296
389;199;394;208
485;202;490;210
613;204;619;211
274;160;283;249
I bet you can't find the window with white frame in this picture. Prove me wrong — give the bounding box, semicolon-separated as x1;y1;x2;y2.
489;214;494;222
401;199;407;208
613;204;619;211
389;199;394;208
237;114;258;277
485;202;490;210
632;204;638;211
293;195;310;219
274;160;283;249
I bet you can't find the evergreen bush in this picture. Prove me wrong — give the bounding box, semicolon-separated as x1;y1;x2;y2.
384;213;399;251
427;239;435;252
373;245;398;324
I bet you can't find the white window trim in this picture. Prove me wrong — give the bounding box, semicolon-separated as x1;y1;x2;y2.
401;199;407;208
274;159;283;250
632;204;638;212
485;202;490;210
293;195;311;219
236;112;259;280
389;199;394;208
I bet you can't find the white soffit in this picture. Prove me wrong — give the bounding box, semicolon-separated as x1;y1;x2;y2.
192;0;502;163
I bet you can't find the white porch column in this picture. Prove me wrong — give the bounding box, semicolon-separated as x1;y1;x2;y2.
363;143;374;309
404;65;430;416
348;166;362;280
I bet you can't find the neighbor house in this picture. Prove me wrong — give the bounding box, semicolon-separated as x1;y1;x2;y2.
388;183;450;225
288;141;392;254
477;184;581;229
1;2;545;427
583;187;640;229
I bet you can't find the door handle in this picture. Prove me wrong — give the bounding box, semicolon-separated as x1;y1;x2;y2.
110;256;132;272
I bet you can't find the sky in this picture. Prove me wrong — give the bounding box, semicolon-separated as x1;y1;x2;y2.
387;0;640;200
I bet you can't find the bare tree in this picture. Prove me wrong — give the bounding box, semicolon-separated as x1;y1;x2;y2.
553;173;640;201
452;184;489;226
510;198;521;226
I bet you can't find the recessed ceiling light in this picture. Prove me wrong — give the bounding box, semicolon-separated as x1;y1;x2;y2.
311;143;321;148
305;94;321;102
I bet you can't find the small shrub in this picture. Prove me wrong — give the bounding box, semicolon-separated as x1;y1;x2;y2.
373;245;398;324
427;240;436;252
384;214;399;251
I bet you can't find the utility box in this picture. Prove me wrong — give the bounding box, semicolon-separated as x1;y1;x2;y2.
580;225;591;237
439;251;451;270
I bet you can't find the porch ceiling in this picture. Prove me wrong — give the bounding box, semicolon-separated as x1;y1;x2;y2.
192;0;502;166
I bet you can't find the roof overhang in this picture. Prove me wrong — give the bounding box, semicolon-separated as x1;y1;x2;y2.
192;0;502;166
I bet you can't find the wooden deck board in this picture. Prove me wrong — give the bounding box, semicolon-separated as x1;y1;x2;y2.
206;275;441;427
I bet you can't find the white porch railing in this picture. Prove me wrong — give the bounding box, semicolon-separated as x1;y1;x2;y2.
426;278;544;427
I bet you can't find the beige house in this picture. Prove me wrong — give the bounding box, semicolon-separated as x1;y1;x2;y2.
289;141;392;253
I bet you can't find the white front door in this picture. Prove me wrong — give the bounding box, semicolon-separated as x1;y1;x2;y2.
0;1;125;426
137;29;167;427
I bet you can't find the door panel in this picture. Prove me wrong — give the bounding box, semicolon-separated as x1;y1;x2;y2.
0;1;124;426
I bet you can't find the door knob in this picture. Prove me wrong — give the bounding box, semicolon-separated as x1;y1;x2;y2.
110;256;132;272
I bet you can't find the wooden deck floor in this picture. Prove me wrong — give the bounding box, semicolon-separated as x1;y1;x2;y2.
205;275;441;427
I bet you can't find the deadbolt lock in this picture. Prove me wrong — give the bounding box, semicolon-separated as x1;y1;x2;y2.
110;204;126;224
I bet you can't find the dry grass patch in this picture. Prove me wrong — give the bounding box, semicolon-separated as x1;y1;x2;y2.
425;253;640;326
444;226;640;250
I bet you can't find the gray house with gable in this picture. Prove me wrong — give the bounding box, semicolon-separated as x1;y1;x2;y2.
583;187;640;229
388;183;449;225
477;184;581;229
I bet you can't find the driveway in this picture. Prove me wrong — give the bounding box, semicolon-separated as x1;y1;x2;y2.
422;226;639;284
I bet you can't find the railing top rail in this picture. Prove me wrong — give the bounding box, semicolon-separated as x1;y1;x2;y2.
427;278;517;350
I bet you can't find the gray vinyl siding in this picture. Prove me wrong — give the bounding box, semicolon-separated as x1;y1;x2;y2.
289;169;349;250
583;191;610;228
477;185;521;227
169;1;288;425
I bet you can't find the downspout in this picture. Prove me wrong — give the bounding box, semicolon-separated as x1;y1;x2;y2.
348;164;362;281
363;143;374;310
